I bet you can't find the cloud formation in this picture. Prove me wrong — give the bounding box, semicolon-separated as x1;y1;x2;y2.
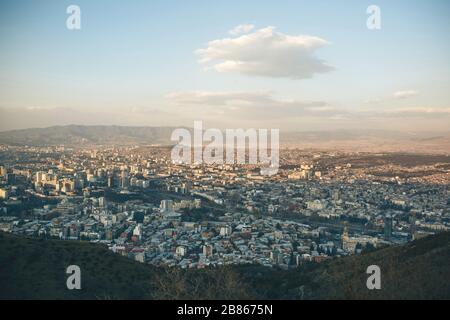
393;90;419;99
377;107;450;118
167;90;338;119
366;89;420;104
229;24;255;35
196;26;334;79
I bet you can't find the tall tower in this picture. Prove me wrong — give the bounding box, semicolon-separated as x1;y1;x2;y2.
409;211;416;239
120;170;129;189
341;225;349;241
384;214;393;241
341;225;349;251
0;165;6;177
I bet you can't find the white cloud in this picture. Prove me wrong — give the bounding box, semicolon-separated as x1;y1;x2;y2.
196;26;334;79
25;106;56;111
380;107;450;117
365;89;420;104
393;90;419;99
168;90;275;106
229;24;255;35
166;90;339;119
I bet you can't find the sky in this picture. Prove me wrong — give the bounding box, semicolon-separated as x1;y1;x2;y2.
0;0;449;132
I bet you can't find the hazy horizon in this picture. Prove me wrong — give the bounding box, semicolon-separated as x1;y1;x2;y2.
2;123;450;135
1;0;449;132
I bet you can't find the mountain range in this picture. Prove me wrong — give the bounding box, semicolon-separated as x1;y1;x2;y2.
0;125;449;153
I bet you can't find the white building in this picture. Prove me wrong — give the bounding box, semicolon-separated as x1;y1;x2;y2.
160;200;174;213
176;246;187;257
220;225;232;237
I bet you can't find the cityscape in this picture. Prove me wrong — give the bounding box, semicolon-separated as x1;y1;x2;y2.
1;144;448;269
1;0;449;303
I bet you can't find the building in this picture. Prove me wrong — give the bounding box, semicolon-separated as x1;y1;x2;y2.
220;225;232;237
133;224;142;241
341;226;378;253
270;248;284;265
0;188;9;200
384;214;393;241
74;172;86;190
120;170;129;189
176;246;187;257
202;244;213;257
160;200;174;213
98;197;106;208
35;171;44;183
307;200;325;211
5;173;16;185
0;165;6;177
332;190;340;202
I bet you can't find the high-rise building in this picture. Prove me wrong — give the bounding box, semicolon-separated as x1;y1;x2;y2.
133;224;142;240
270;248;283;265
120;170;129;189
98;197;106;208
409;212;417;239
35;171;44;183
160;200;174;213
5;173;16;185
107;175;114;188
176;246;187;257
332;189;340;202
202;244;213;257
0;188;9;200
384;214;393;241
220;225;232;237
74;172;86;190
0;165;6;177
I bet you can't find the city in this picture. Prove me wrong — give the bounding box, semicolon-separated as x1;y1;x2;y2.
1;145;448;269
1;0;449;304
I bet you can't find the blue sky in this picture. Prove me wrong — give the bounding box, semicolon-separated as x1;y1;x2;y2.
0;0;449;131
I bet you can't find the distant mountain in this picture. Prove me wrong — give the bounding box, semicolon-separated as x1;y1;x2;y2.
0;125;449;153
280;129;450;152
1;231;449;299
0;125;179;146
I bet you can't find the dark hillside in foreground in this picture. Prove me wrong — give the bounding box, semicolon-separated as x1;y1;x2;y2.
0;232;449;300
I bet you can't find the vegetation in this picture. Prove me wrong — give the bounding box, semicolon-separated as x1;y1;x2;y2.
0;231;449;300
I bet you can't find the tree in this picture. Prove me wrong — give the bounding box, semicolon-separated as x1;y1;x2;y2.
362;242;376;254
331;246;338;256
289;253;296;266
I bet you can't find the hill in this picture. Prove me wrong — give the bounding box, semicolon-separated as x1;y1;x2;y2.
1;231;449;300
0;125;178;146
0;125;449;153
